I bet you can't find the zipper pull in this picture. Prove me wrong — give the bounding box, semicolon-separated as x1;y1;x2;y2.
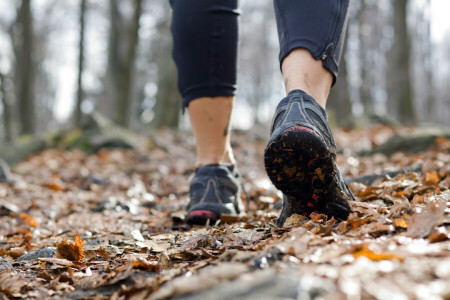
321;43;333;61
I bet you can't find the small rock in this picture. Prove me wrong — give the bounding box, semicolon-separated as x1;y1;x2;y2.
250;247;284;270
0;202;20;216
91;197;138;214
0;261;14;271
17;248;56;262
0;159;12;182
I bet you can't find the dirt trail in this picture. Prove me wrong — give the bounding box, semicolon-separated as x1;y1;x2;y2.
1;126;449;299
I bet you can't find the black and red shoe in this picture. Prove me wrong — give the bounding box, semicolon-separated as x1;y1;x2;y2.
187;164;245;225
264;90;353;227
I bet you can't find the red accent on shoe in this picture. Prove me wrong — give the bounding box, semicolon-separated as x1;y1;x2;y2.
188;210;217;220
306;202;314;207
286;126;316;134
312;194;319;201
308;157;319;168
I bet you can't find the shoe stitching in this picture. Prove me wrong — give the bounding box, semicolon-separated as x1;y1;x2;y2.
198;178;223;204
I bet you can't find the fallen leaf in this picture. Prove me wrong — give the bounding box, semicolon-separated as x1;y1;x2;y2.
283;214;308;228
352;244;404;262
424;171;439;185
220;214;249;224
6;246;27;258
394;218;408;229
132;260;160;272
407;200;446;238
39;257;74;266
19;213;37;227
428;230;450;243
310;213;328;223
56;235;85;262
347;216;372;229
44;182;64;191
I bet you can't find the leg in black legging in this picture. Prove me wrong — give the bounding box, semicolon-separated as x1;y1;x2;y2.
274;0;351;87
170;0;239;166
170;1;244;224
265;0;354;225
273;0;350;107
170;0;239;110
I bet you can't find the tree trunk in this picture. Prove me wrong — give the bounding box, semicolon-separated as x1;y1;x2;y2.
425;0;435;121
74;0;87;126
358;0;373;117
16;0;35;135
151;15;180;129
0;73;14;143
328;22;351;127
387;0;415;124
151;41;179;129
115;0;143;128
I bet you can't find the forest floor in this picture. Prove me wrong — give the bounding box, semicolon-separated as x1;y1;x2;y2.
0;125;449;299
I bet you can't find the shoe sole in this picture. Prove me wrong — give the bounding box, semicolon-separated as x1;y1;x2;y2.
264;126;336;217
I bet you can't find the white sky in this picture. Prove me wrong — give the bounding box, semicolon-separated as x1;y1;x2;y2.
430;0;450;42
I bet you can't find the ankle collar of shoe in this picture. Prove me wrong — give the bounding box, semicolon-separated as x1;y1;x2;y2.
195;163;235;174
284;89;327;118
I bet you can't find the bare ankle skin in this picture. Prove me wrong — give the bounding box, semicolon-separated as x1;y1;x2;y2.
188;96;235;167
281;48;333;109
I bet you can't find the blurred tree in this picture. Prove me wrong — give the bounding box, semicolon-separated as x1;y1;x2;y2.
0;72;14;142
150;4;180;129
74;0;87;126
328;29;351;127
238;1;280;126
10;0;35;135
358;0;374;117
104;0;143;128
387;0;415;124
424;0;434;121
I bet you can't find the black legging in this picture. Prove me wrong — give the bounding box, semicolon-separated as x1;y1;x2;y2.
170;0;350;109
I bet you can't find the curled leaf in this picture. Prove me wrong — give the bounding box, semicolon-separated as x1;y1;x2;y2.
56;235;85;262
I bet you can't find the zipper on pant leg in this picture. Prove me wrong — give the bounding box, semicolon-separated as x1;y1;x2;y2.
321;43;334;61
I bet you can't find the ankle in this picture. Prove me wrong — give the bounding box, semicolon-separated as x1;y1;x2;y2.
196;150;235;167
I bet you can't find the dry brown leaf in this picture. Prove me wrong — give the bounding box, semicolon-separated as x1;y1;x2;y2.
424;171;439;185
8;247;27;258
283;214;308;228
0;271;27;298
352;244;404;262
347;216;372;229
132;260;160;272
310;213;328;223
394;218;408;229
44;182;65;191
19;234;33;251
220;214;249;224
428;230;450;243
19;213;37;227
407;200;446;238
56;235;85;262
39;257;74;266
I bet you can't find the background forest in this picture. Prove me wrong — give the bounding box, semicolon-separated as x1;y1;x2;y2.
0;0;449;144
1;2;450;298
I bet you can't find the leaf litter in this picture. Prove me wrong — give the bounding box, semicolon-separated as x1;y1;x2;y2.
0;126;449;299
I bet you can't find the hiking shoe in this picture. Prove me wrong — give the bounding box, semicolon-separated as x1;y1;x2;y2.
187;164;245;225
264;90;353;226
